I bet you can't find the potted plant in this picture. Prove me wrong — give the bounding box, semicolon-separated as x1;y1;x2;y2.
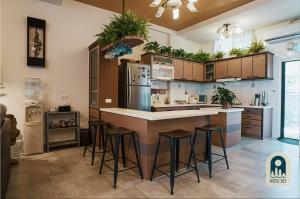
211;87;238;109
192;50;211;63
159;45;172;56
144;41;161;54
212;51;224;60
171;48;186;58
184;52;194;60
229;48;245;57
247;40;265;54
97;11;149;47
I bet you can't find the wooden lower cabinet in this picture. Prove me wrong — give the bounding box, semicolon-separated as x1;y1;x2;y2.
241;108;272;139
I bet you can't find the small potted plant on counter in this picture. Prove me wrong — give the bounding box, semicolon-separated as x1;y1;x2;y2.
211;87;238;109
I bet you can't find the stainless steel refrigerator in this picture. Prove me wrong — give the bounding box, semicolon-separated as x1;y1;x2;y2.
119;62;151;111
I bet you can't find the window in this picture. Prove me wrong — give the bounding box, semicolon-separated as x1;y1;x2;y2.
213;30;255;55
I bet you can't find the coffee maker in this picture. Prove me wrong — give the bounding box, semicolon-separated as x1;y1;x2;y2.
261;91;268;106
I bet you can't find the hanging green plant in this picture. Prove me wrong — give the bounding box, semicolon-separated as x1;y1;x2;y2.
96;10;149;47
212;51;224;60
192;50;211;63
159;45;172;56
247;40;265;54
144;41;161;54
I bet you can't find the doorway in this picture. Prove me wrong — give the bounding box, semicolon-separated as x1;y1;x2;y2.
281;60;300;140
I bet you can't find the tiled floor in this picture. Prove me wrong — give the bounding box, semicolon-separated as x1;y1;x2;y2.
6;138;300;199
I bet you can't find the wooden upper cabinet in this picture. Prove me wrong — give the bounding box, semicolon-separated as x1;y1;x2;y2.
241;56;253;79
215;60;228;79
173;59;184;80
192;62;203;81
253;54;267;78
183;61;193;80
227;58;241;78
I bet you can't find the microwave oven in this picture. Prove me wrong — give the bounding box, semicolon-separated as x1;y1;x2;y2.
152;64;174;80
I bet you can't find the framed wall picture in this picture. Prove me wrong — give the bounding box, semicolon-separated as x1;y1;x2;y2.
27;17;46;67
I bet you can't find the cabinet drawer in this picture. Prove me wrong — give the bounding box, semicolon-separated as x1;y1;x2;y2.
242;119;262;126
242;125;261;136
243;108;262;115
242;113;262;121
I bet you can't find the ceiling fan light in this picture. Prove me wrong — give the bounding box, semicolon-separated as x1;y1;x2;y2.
173;8;179;20
155;6;165;18
150;0;161;7
187;2;198;12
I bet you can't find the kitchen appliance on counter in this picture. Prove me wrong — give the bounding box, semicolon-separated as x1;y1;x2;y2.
198;95;207;104
119;62;151;111
23;78;44;155
254;93;261;106
261;91;268;106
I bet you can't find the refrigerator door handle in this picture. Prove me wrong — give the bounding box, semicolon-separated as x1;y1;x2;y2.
128;66;132;85
128;67;132;104
128;86;132;104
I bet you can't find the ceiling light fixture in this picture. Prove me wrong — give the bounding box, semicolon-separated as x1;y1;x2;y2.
217;23;243;39
150;0;198;20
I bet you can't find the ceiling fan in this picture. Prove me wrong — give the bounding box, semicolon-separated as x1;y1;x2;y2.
150;0;198;20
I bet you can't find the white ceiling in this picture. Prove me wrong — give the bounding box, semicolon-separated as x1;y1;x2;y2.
178;0;300;44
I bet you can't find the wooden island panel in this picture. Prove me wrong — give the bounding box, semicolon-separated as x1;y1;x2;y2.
101;111;209;180
210;112;242;147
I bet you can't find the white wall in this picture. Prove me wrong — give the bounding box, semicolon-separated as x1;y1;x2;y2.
0;0;201;131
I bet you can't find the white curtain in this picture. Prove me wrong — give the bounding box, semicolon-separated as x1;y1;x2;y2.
213;30;255;56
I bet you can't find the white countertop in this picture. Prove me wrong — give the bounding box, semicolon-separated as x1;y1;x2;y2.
153;103;272;109
200;107;244;113
100;108;218;121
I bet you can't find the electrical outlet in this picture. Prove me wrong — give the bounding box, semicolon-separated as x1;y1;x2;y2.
105;99;112;103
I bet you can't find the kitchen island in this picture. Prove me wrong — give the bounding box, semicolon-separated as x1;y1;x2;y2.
100;108;218;180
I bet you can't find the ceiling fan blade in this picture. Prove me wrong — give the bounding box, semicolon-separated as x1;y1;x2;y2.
155;6;165;17
150;0;161;7
187;2;198;12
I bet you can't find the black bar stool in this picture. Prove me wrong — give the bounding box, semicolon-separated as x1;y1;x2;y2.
99;127;143;188
188;125;229;178
83;120;114;165
150;129;200;195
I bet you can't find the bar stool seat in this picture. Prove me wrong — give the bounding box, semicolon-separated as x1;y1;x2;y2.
196;125;221;131
150;129;200;195
99;126;143;188
159;129;191;138
106;127;133;135
188;125;229;178
83;120;113;165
